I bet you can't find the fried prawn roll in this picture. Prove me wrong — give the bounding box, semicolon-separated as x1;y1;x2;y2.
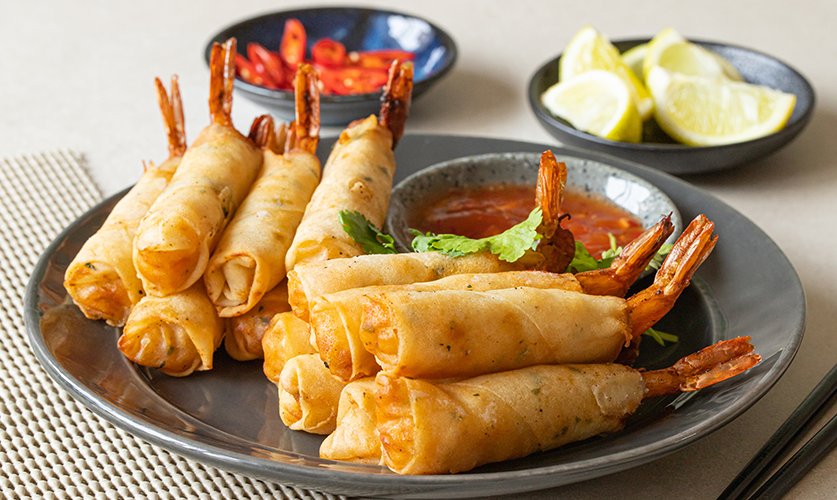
284;61;413;272
284;114;394;270
376;338;761;475
117;282;224;377
278;354;346;434
205;66;322;317
64;76;186;326
224;282;293;361
320;378;381;465
311;271;582;382
263;311;317;382
133;39;263;297
363;287;630;379
288;251;523;322
376;365;644;474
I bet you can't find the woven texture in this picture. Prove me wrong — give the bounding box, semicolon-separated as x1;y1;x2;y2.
0;151;347;500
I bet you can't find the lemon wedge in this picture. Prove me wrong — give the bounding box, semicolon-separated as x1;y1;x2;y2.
644;27;743;82
621;43;647;82
646;66;796;146
560;25;654;120
542;70;642;143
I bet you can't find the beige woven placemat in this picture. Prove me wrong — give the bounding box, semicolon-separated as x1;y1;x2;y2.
0;151;346;500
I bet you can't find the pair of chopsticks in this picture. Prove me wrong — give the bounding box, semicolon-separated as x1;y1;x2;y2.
718;362;837;500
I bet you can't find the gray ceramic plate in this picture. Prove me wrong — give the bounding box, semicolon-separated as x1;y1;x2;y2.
25;135;804;499
385;151;682;253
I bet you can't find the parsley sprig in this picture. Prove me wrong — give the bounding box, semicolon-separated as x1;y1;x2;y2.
410;208;543;262
338;210;398;254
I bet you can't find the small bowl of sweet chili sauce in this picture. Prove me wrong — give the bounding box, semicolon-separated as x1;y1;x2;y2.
386;151;681;262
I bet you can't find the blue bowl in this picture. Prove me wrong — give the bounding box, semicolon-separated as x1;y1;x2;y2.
529;39;815;175
205;7;457;125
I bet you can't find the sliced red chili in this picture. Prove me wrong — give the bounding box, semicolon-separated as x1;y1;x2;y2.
235;54;270;87
318;66;389;95
245;44;280;88
280;19;306;67
347;49;417;70
311;38;347;67
239;18;416;95
248;43;288;88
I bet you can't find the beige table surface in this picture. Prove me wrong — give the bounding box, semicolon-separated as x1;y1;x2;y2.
2;0;836;498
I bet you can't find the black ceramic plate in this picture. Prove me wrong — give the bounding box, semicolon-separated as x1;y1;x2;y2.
529;39;815;175
205;7;457;126
26;135;804;498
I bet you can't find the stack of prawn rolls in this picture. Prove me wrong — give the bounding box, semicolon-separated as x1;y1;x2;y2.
117;38;288;376
63;76;186;326
133;39;264;297
313;215;757;474
117;113;277;376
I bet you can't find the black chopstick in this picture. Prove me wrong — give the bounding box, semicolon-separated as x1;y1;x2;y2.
749;410;837;499
717;361;837;500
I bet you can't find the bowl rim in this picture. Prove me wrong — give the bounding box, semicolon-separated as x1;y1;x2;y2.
204;6;459;103
385;150;683;253
528;37;816;152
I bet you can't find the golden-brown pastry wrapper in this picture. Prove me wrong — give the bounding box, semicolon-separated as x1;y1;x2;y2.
361;287;630;379
262;311;317;383
320;378;381;465
278;354;346;434
376;364;646;474
310;271;581;382
64;157;180;326
224;282;292;361
205;150;321;317
133;124;263;296
288;251;523;322
117;282;224;377
285;115;395;272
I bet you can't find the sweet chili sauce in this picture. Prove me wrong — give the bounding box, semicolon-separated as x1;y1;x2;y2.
414;185;644;259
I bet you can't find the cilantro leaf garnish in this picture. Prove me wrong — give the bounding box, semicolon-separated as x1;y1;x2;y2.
566;233;671;273
338;210;397;255
646;243;673;270
643;327;679;345
409;208;543;263
566;241;607;273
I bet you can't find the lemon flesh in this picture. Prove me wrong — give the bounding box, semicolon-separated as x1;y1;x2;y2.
644;27;743;82
621;43;648;82
560;25;653;120
647;67;796;146
542;70;642;143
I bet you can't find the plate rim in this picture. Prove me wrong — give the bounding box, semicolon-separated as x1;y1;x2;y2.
24;134;806;497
